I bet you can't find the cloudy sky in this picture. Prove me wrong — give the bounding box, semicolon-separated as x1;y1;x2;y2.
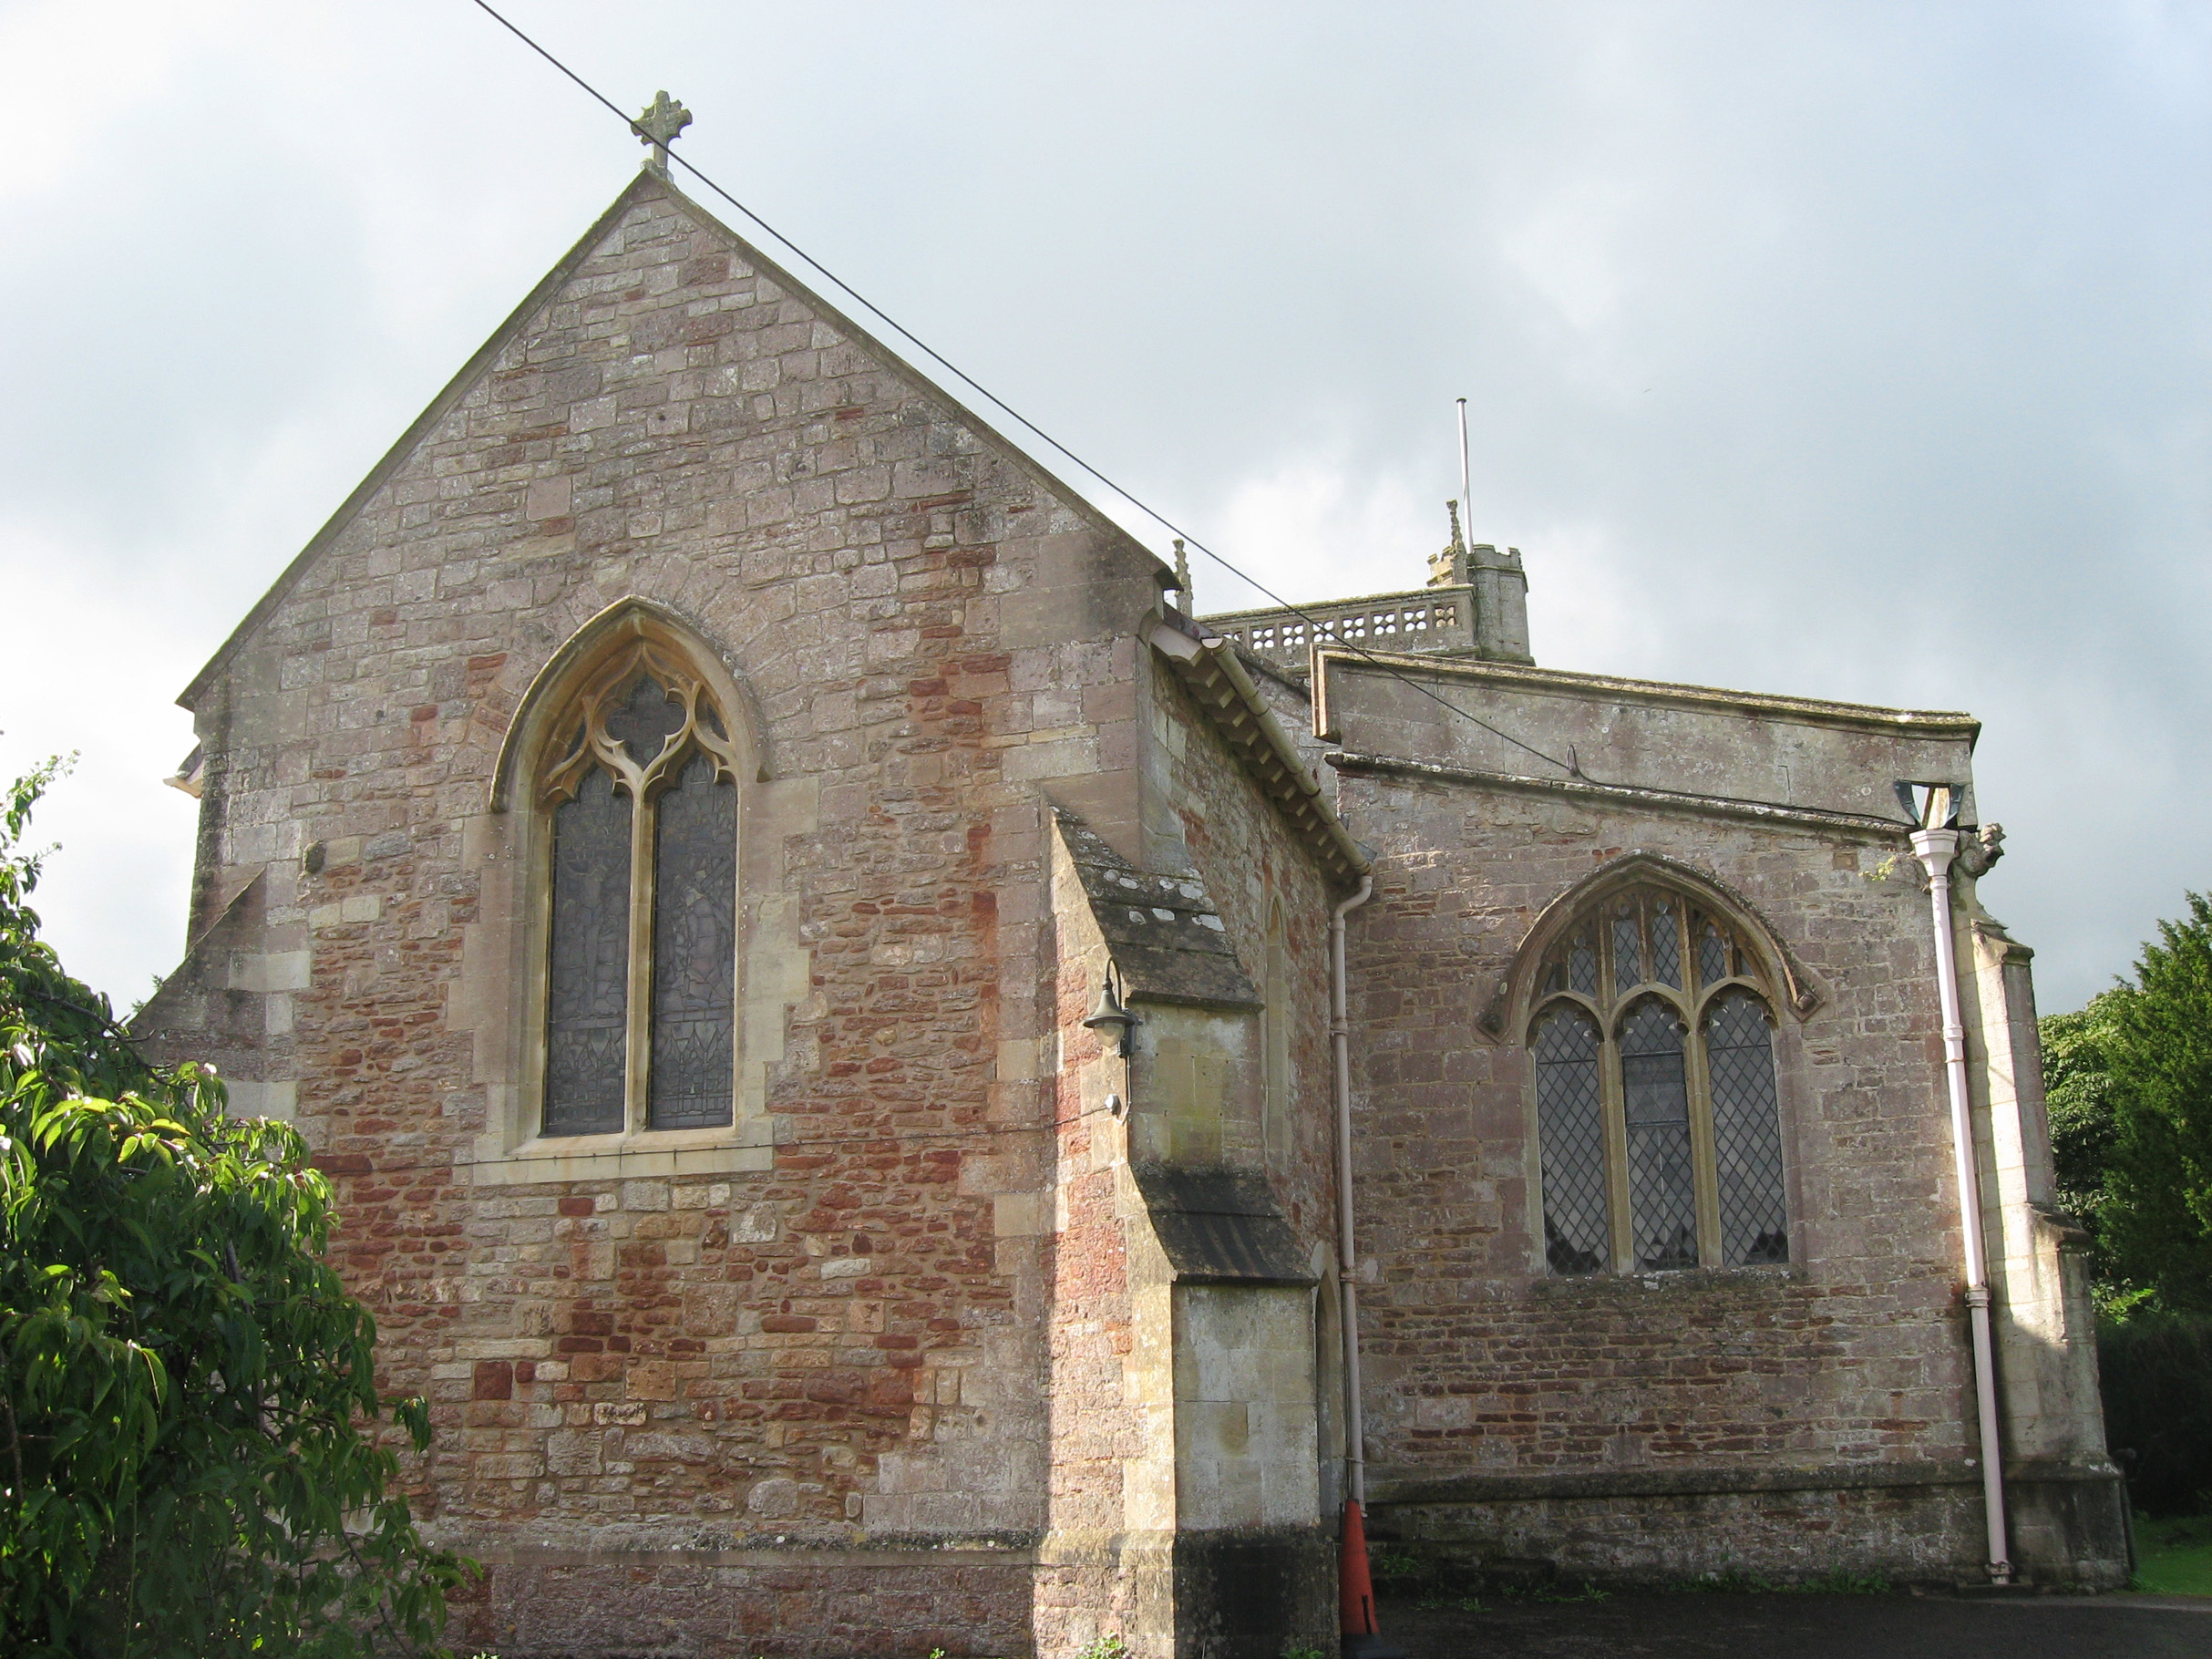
0;0;2204;1015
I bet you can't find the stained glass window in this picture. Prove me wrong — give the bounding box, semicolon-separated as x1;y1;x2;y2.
649;755;736;1129
607;675;687;767
545;768;631;1135
1534;1006;1608;1274
537;644;741;1140
1528;881;1788;1275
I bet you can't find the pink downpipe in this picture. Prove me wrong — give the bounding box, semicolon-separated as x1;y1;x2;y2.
1908;828;2012;1585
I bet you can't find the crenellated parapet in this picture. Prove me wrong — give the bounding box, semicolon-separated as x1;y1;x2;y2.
1197;508;1533;673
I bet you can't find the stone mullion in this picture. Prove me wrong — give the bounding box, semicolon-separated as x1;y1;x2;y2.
623;778;658;1135
1597;932;1632;1273
1684;999;1724;1268
525;797;557;1141
1600;1031;1633;1273
1676;901;1723;1269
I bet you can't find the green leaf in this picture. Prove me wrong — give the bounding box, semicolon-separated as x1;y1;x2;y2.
0;766;458;1656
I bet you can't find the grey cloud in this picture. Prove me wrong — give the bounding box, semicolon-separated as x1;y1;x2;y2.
0;0;2202;1009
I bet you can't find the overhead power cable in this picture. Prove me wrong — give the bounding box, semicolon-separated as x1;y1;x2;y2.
466;0;1579;779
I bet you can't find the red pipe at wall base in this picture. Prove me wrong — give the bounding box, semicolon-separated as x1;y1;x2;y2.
1339;1499;1406;1659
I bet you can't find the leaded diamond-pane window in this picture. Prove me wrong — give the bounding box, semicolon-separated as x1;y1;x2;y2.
1527;881;1790;1275
1620;1000;1697;1272
1706;990;1789;1265
1698;922;1730;988
1611;913;1643;990
1534;1006;1608;1275
1651;905;1682;989
1568;933;1598;997
537;644;742;1139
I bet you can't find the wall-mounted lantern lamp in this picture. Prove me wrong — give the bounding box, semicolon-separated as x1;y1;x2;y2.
1082;978;1139;1057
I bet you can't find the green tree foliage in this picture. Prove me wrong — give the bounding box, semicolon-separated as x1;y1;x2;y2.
0;762;468;1655
2042;989;2125;1253
2097;1312;2212;1516
2045;900;2212;1517
2042;896;2212;1313
2099;894;2212;1314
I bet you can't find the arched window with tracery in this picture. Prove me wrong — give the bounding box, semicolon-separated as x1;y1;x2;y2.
537;640;740;1137
1528;884;1789;1275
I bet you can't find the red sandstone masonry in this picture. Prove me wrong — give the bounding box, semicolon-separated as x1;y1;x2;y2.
1335;776;1977;1510
146;171;1167;1654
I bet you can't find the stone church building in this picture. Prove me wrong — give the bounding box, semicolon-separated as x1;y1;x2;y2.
138;149;2127;1658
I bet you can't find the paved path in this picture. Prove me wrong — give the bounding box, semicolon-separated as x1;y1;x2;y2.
1378;1590;2212;1658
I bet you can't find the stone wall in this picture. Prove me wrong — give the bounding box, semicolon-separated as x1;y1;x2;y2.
140;167;1172;1654
1134;643;1348;1655
1954;889;2127;1582
1314;650;1981;827
1343;783;1973;1472
1319;657;2126;1587
448;1553;1035;1659
1037;816;1149;1656
1383;1479;1986;1587
1144;651;1340;1252
1040;768;1342;1658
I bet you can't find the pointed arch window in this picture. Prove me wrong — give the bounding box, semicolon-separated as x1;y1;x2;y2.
1528;885;1789;1275
539;642;739;1136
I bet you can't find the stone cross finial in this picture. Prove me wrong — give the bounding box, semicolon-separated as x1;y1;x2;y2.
633;90;693;177
1429;500;1470;588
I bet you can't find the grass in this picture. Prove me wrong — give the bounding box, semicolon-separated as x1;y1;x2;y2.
2133;1513;2212;1596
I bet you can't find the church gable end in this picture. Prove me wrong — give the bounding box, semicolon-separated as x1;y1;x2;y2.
148;156;1209;1659
180;168;1153;719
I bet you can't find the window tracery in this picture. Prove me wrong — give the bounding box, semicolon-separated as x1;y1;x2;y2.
539;639;739;1137
1529;884;1790;1275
